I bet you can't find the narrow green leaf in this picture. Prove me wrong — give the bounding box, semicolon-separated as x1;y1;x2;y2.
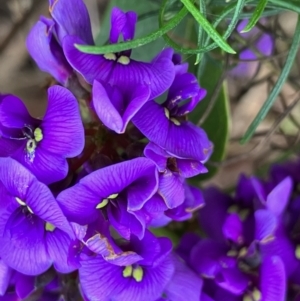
76;6;188;54
189;54;230;181
268;0;300;14
241;15;300;144
181;0;236;54
195;0;207;65
241;0;268;33
158;0;246;55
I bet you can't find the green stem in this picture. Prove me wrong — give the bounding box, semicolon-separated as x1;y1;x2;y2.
76;6;188;54
241;15;300;144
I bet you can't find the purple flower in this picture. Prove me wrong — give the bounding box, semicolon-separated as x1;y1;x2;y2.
0;86;84;184
0;158;76;275
26;17;73;85
171;175;296;300
132;56;212;161
165;182;205;221
0;259;12;296
144;142;207;208
229;19;274;79
62;7;175;99
79;233;174;301
26;0;93;84
57;157;158;239
91;80;150;134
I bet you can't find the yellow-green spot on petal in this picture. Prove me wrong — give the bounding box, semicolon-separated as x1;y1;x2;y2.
227;250;238;257
45;222;56;232
170;118;180;126
239;208;250;221
26;139;37;154
104;53;117;61
132;266;143;282
238;247;247;258
34;127;43;142
15;197;26;206
295;245;300;259
108;193;118;199
117;56;130;65
164;108;170;119
228;205;239;213
96;199;109;209
123;265;133;278
252;288;261;301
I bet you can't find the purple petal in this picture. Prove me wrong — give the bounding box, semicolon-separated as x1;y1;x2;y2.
176;158;207;178
0;209;51;275
176;232;200;263
133;101;212;161
260;228;298;276
79;254;174;301
256;33;274;57
266;176;292;216
92;80;150;134
58;157;157;225
0;94;36;129
41;85;84;157
26;182;72;237
49;0;93;44
190;239;227;277
163;254;202;301
260;256;286;301
0;157;35;199
46;229;77;273
0;138;21;157
26;18;73;84
144;142;168;172
110;8;137;43
63;36;175;99
14;273;35;299
12;145;68;185
0;260;12;296
215;268;249;295
222;213;243;244
158;172;185;209
255;209;277;242
57;183;100;225
199;187;232;241
107;202;145;239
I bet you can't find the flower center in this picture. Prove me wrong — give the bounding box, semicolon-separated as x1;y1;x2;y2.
24;127;43;162
243;289;261;301
103;53;130;65
96;193;119;209
164;108;180;126
45;222;55;232
122;265;144;282
15;197;33;214
166;157;179;173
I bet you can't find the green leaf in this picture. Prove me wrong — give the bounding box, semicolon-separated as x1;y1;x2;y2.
241;0;269;33
268;0;300;14
241;15;300;144
180;0;236;54
189;54;230;181
159;0;246;55
76;5;188;54
195;0;207;65
95;0;167;62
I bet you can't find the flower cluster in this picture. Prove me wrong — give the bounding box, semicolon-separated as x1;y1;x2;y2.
0;0;212;300
177;159;300;301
